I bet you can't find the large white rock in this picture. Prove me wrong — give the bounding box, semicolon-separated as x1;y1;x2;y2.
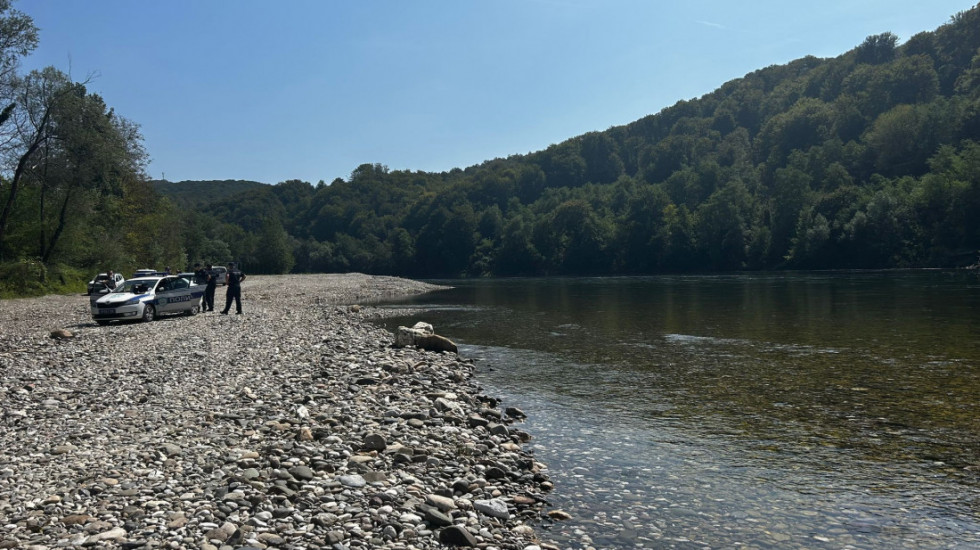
474;498;510;520
393;322;457;353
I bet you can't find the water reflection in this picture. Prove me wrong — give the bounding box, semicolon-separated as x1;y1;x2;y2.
374;272;980;549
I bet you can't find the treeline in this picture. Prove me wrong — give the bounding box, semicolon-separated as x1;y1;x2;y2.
4;3;980;293
169;5;980;276
0;1;188;295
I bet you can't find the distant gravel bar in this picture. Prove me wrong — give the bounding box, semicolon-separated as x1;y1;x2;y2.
0;274;558;550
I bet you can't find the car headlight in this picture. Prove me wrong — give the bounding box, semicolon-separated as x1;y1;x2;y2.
125;297;142;305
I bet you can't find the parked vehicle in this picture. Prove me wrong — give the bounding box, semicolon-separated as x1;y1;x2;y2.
132;268;159;278
87;272;125;295
91;276;204;325
211;265;228;285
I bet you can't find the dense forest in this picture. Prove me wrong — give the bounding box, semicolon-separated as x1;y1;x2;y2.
3;3;980;294
158;4;980;277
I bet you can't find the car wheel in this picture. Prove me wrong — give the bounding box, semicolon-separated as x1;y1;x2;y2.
141;304;156;322
186;303;200;316
96;320;110;326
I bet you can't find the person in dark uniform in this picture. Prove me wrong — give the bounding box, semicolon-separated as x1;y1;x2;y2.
204;263;217;312
192;263;208;312
220;262;246;315
193;263;208;285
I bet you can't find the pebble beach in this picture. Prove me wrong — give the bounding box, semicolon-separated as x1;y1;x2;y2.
0;274;558;550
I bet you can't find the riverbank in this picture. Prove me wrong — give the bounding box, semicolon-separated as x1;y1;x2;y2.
0;274;557;550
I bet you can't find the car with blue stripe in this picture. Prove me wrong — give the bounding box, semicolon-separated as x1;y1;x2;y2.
91;276;205;325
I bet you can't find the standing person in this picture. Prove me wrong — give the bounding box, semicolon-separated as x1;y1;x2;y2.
220;262;246;315
193;263;208;285
105;270;117;290
204;263;217;312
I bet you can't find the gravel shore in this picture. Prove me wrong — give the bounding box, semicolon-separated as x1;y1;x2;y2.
0;274;557;550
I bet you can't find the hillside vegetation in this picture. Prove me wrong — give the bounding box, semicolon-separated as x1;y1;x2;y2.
151;179;267;210
165;5;980;276
3;3;980;292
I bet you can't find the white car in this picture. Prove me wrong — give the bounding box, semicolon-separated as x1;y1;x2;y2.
87;272;125;295
91;276;205;325
210;265;228;285
132;268;160;278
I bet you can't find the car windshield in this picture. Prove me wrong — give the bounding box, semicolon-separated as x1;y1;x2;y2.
112;278;158;294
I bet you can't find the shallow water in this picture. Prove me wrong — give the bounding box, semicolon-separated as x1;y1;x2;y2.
374;272;980;549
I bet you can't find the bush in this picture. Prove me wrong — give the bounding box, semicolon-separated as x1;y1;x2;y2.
0;260;88;299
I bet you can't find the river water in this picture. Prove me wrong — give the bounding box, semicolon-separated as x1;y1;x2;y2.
373;271;980;549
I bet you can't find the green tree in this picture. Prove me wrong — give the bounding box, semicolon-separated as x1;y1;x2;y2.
580;131;625;184
0;67;147;267
538;199;610;274
253;217;295;274
38;80;147;263
0;66;62;256
786;207;832;267
415;204;477;276
767;166;813;263
618;184;671;272
854;32;898;65
494;214;542;275
0;0;38;125
695;180;754;270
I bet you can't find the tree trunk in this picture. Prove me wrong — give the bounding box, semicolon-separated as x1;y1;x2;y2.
38;181;46;260
37;143;50;260
0;105;53;257
41;186;71;264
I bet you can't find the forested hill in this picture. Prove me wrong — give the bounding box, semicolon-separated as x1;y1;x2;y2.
179;5;980;276
152;179;268;209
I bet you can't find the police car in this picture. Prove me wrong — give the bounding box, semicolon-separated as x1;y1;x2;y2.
87;272;125;295
91;276;205;325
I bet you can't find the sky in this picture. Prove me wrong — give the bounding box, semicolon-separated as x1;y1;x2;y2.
15;0;980;185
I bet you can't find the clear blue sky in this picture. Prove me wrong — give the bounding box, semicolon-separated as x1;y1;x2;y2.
16;0;979;185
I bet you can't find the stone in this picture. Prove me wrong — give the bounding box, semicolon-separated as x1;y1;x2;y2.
362;433;387;451
425;493;456;512
288;465;314;481
257;532;285;545
414;334;458;354
393;322;458;353
62;514;92;526
160;443;182;456
338;474;366;488
439;525;478;547
420;504;453;527
85;527;127;543
490;466;513;480
166;514;188;529
394;324;431;347
362;471;388;483
474;498;510;520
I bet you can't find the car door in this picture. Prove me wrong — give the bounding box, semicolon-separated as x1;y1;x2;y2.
154;277;178;314
170;276;193;310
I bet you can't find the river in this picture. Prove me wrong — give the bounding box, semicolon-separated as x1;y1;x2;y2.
373;271;980;549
